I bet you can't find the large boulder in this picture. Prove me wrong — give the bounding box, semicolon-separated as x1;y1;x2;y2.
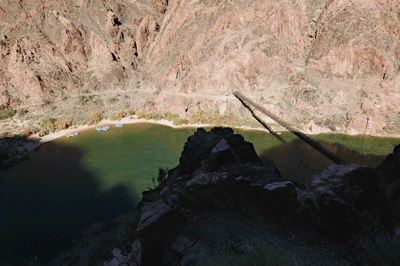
297;164;396;242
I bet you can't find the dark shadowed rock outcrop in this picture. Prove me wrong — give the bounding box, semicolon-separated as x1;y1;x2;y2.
168;127;262;178
130;128;400;265
297;163;396;242
375;144;400;219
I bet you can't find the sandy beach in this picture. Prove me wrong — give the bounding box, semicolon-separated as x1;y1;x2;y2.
29;116;276;146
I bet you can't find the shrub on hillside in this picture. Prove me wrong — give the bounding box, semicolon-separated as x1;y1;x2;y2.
223;114;238;126
90;111;102;122
162;113;188;125
41;98;52;106
157;167;168;184
136;111;144;119
0;107;16;120
175;118;189;125
109;112;117;120
108;97;118;103
21;128;34;137
116;111;127;119
189;109;211;124
55;119;71;130
78;95;89;105
17;109;27;118
143;113;163;120
94;98;104;106
212;112;223;125
38;128;49;137
40;117;55;132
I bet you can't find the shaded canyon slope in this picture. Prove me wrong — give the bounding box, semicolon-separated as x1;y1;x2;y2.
1;0;400;134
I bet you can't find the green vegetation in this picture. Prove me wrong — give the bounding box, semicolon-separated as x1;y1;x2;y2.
37;117;71;134
78;95;90;105
136;111;144;119
54;119;72;130
38;128;49;137
108;112;117;120
116;110;127;119
107;97;118;104
0;107;16;120
187;109;247;127
90;111;102;122
144;99;155;107
377;129;400;136
41;98;52;106
21;128;34;137
196;244;294;266
40;116;56;132
136;112;189;125
14;97;22;104
189;109;210;124
17;109;27;118
150;167;169;189
157;167;168;184
94;98;104;106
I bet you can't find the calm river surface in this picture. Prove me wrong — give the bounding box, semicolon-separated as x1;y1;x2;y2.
1;123;399;264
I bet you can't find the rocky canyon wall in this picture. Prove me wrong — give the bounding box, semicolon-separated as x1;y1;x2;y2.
0;0;399;134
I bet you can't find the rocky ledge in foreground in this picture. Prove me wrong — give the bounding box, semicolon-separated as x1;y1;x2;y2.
52;127;400;266
117;127;399;265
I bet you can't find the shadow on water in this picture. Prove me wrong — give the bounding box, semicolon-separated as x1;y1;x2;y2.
258;137;393;187
0;141;137;265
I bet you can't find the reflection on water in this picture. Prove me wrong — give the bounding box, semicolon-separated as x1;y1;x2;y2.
0;124;399;264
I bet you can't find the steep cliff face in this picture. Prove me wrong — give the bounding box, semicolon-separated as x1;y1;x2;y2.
1;0;399;134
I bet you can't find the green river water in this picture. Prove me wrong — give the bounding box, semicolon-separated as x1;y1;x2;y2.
0;123;399;264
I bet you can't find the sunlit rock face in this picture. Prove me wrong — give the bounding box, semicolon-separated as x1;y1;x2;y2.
1;0;399;133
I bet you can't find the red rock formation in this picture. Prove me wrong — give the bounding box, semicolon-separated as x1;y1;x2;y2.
0;0;399;134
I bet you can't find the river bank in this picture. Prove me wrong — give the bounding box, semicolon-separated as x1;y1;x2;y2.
1;115;400;169
1;117;268;167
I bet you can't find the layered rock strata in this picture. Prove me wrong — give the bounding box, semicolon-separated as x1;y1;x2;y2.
1;0;400;134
